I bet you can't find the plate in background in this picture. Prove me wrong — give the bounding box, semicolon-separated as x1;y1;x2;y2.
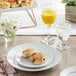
60;67;76;76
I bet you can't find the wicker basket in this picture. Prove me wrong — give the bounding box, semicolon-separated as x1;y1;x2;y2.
66;5;76;23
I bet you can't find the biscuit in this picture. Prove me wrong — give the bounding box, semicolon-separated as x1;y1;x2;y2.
8;0;18;3
10;2;19;8
22;48;37;58
19;0;33;7
19;1;27;7
0;2;10;9
8;0;19;8
0;0;8;2
26;0;33;5
30;53;45;65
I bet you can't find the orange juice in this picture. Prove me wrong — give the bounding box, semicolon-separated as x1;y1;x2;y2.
41;9;56;26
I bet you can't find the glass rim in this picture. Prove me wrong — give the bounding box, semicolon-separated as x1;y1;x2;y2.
41;3;56;10
42;3;55;6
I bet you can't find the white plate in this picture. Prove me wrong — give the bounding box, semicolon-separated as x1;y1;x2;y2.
60;67;76;76
0;0;37;13
15;47;53;68
7;43;61;72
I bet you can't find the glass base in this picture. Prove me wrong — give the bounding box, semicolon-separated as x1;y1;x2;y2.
41;37;55;45
56;44;69;51
5;37;14;42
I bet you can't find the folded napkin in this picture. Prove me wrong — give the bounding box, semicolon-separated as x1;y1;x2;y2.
0;56;16;76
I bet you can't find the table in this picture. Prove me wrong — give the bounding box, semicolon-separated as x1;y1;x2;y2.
0;35;76;76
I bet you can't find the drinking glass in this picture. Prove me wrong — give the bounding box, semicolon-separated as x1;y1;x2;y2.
41;3;57;45
56;21;71;51
4;19;18;42
4;27;16;42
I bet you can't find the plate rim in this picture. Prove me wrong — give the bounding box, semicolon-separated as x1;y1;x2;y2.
7;43;61;72
60;67;76;76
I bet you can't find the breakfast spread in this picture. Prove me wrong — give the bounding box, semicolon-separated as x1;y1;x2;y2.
22;48;45;65
0;0;34;9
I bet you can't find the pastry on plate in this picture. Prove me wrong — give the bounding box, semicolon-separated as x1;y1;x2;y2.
0;2;10;9
8;0;19;8
19;1;27;7
19;0;33;7
22;48;37;58
26;0;33;5
0;0;8;2
8;0;18;3
10;3;19;8
30;53;45;65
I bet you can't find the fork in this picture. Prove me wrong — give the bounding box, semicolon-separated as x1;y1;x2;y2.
0;57;8;76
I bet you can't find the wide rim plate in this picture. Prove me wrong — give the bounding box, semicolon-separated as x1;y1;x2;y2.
60;67;76;76
7;43;61;72
15;47;53;68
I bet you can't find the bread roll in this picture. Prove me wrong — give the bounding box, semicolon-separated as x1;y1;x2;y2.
30;53;45;65
0;2;10;9
22;48;37;58
19;1;27;7
10;2;19;8
20;0;33;7
8;0;19;8
0;0;8;2
8;0;18;3
26;0;33;5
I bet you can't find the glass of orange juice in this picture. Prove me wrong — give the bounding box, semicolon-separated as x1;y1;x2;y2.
41;3;57;45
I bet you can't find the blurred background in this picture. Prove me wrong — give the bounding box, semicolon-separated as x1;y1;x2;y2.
0;0;76;35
